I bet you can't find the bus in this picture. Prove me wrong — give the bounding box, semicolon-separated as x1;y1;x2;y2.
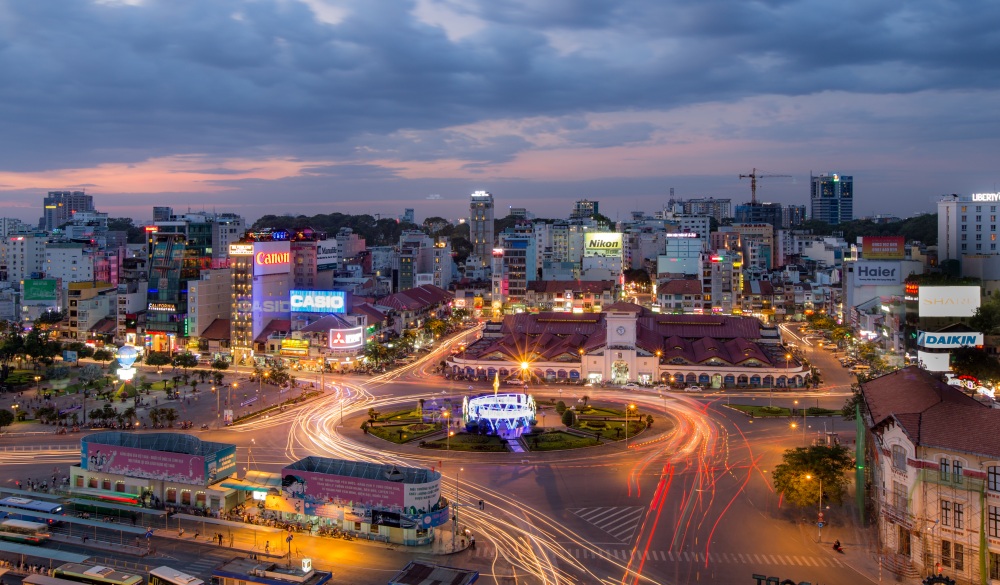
149;567;204;585
0;496;64;524
0;519;51;545
53;564;144;585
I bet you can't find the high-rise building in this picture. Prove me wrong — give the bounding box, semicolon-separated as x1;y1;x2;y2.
570;199;599;220
43;191;95;231
810;173;854;224
401;208;415;224
938;193;1000;262
735;202;784;230
152;207;174;222
470;190;495;267
666;198;732;222
783;205;807;229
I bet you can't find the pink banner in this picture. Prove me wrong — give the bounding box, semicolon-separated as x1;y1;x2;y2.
85;443;205;485
282;468;405;508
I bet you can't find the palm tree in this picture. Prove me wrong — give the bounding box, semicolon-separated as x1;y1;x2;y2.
163;408;178;428
148;408;161;427
367;408;380;422
122;407;137;427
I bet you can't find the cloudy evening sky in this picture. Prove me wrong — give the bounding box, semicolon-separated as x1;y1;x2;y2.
1;0;999;224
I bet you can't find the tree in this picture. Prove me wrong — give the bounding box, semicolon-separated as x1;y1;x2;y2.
772;444;855;508
555;401;567;414
0;408;14;430
561;409;576;426
367;408;380;422
145;352;172;368
972;294;1000;335
211;358;230;372
172;353;198;371
841;383;863;420
162;408;178;427
951;346;1000;385
92;348;115;364
581;395;590;408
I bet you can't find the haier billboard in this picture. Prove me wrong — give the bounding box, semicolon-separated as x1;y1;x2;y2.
290;290;347;313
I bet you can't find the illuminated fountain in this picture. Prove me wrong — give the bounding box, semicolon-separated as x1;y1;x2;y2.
462;392;536;436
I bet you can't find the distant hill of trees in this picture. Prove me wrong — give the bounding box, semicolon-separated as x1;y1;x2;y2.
799;213;937;246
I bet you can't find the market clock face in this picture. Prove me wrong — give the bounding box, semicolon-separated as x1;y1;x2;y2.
616;326;626;336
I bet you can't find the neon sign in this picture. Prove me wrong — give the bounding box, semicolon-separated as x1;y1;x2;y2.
290;290;346;313
329;327;364;350
255;251;289;266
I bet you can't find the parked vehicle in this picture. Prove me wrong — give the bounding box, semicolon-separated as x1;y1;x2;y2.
684;385;702;392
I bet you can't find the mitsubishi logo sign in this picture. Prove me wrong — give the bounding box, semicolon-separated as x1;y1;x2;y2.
329;327;364;350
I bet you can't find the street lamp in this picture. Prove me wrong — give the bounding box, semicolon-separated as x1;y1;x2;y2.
794;400;805;443
260;371;269;394
443;411;451;450
625;403;636;448
785;353;792;389
806;474;824;541
34;376;41;396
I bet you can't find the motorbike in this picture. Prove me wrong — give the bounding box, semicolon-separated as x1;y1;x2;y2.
832;541;844;554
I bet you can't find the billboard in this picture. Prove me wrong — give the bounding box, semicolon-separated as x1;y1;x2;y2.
282;468;406;508
81;442;207;486
918;286;980;318
253;241;291;276
583;232;623;257
329;327;364;350
917;331;983;348
317;243;338;271
204;444;237;483
852;261;902;286
229;243;254;256
290;290;346;313
917;350;951;372
862;236;905;260
22;279;57;301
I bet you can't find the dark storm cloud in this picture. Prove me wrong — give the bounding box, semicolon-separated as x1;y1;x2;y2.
0;0;998;174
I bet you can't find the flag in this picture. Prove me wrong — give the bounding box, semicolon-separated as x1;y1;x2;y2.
493;371;499;396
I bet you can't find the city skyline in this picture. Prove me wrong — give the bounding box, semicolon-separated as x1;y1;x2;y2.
1;0;999;223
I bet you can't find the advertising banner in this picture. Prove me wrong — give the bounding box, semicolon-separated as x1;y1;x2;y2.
22;279;57;301
328;327;364;350
917;350;951;372
204;444;237;483
290;290;346;313
229;243;254;256
918;286;981;318
371;510;415;528
404;476;441;511
281;468;405;508
62;350;78;364
862;236;906;260
280;339;310;356
917;331;984;348
253;241;291;276
852;261;902;286
583;232;623;257
317;243;338;271
81;442;206;485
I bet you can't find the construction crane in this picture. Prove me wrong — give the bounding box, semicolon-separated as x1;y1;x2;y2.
739;168;791;204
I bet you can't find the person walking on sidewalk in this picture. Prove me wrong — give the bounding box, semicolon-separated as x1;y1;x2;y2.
264;541;269;554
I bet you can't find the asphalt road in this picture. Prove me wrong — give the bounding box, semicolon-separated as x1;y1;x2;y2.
0;324;874;585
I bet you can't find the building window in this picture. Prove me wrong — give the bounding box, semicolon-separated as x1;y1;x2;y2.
989;466;1000;491
940;458;950;481
892;446;907;470
990;552;1000;580
942;540;951;568
893;481;907;510
954;503;964;529
955;543;964;572
988;505;1000;537
953;460;963;484
941;500;951;526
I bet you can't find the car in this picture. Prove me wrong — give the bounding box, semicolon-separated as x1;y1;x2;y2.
504;379;524;386
684;385;702;392
622;383;641;390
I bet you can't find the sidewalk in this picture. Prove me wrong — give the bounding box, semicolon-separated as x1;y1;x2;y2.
800;516;921;585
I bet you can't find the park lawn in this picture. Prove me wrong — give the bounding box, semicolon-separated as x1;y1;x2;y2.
572;419;646;440
578;406;624;417
368;422;442;444
525;431;599;451
420;433;507;452
727;404;841;417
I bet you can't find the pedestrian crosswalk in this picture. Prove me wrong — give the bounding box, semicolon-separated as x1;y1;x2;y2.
466;546;845;568
569;507;644;542
182;551;231;577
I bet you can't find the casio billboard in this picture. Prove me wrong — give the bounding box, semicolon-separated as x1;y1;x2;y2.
852;261;901;286
289;290;346;313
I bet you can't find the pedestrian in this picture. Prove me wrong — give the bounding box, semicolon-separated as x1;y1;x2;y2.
217;533;223;546
264;541;270;554
470;535;476;549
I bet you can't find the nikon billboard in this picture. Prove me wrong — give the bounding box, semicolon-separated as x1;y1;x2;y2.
584;232;622;257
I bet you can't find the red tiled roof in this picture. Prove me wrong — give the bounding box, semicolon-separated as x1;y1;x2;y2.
604;301;646;314
255;319;291;343
89;317;117;335
862;367;1000;457
298;314;355;333
526;280;615;294
200;318;231;340
641;314;762;340
378;285;453;311
658;280;703;295
351;302;386;325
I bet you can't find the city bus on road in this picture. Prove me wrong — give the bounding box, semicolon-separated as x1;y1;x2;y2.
53;564;144;585
149;566;204;585
0;496;64;524
0;519;51;545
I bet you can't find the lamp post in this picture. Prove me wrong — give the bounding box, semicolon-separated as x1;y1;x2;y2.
213;386;219;422
579;348;586;383
34;376;41;396
806;474;824;541
785;352;792;390
444;410;451;450
625;403;636;449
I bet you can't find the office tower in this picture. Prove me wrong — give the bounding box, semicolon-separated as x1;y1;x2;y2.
682;198;732;222
470;190;495;267
570;199;600;220
43;191;95;231
153;207;174;222
402;208;415;224
735;202;784;230
810;173;854;224
783;205;807;229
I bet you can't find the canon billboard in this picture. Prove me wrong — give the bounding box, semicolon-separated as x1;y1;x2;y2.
917;331;984;348
290;290;346;313
583;232;622;257
918;286;981;318
253;241;291;276
852;261;902;286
